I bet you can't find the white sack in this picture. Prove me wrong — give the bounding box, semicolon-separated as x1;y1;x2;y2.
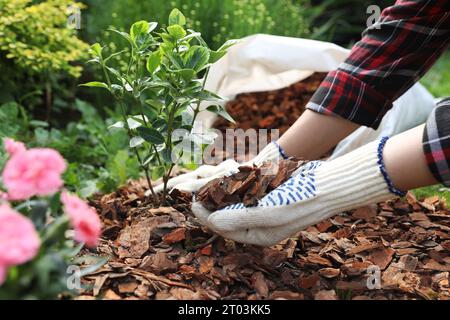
197;34;435;157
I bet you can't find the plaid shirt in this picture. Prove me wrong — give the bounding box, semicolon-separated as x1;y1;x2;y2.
307;0;450;187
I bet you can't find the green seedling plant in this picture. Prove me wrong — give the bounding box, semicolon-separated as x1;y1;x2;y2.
82;9;235;204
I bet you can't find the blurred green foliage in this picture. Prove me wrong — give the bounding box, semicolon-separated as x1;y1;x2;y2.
82;0;310;50
0;99;140;198
420;51;450;99
308;0;393;45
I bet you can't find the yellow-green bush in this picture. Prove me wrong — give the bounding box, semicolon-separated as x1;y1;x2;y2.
0;0;89;78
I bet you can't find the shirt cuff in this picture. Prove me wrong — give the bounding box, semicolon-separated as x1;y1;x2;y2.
306;70;393;129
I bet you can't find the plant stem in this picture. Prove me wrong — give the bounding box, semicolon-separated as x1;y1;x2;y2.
103;54;157;202
45;80;52;124
118;100;157;201
191;67;211;127
162;162;176;204
162;102;179;203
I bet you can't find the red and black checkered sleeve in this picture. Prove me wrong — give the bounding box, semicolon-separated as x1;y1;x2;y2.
306;0;450;129
423;98;450;187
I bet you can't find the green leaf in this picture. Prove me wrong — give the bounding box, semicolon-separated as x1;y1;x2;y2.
148;22;158;33
79;180;98;198
108;121;125;129
104;49;127;63
28;201;48;230
209;50;227;64
167;25;186;40
111;150;130;184
183;46;210;72
207;105;235;124
169;8;186;26
173;69;196;82
159;32;175;44
180;31;202;42
105;66;123;81
150;80;173;90
127;116;147;129
111;84;124;96
79;82;109;90
152;117;168;131
164;51;184;69
145;99;164;109
108;28;134;46
130;136;145;148
130;21;154;49
217;39;239;52
142;104;158;120
159;42;175;54
160;148;173;163
130;21;149;41
29;120;49;128
137;127;165;144
209;40;238;63
151;165;165;179
90;43;103;58
146;51;162;74
195;90;224;101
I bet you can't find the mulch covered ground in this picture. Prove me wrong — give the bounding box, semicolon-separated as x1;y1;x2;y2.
77;74;450;300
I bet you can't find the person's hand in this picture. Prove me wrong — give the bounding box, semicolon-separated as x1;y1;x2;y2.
154;141;288;193
191;139;402;246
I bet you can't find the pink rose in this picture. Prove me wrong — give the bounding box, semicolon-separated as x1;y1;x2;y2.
61;191;102;248
0;204;41;285
2;148;67;200
3;138;26;156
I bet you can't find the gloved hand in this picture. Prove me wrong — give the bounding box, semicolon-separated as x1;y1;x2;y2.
154;141;288;193
191;138;405;246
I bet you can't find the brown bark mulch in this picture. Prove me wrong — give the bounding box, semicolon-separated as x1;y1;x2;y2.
77;74;450;300
79;183;450;300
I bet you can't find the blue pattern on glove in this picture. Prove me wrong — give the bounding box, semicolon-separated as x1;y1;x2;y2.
219;161;323;211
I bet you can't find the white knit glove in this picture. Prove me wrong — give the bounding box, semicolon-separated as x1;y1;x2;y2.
154;141;288;193
192;138;405;246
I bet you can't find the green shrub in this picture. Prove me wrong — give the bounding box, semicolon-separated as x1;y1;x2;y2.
82;9;235;201
0;0;90;124
0;0;88;78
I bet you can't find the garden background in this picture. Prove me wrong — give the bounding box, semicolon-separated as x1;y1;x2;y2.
1;0;449;203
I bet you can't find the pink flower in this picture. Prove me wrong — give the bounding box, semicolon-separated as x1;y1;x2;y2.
0;191;7;202
0;265;6;285
2;148;67;200
61;191;102;248
0;204;40;285
3;138;26;156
